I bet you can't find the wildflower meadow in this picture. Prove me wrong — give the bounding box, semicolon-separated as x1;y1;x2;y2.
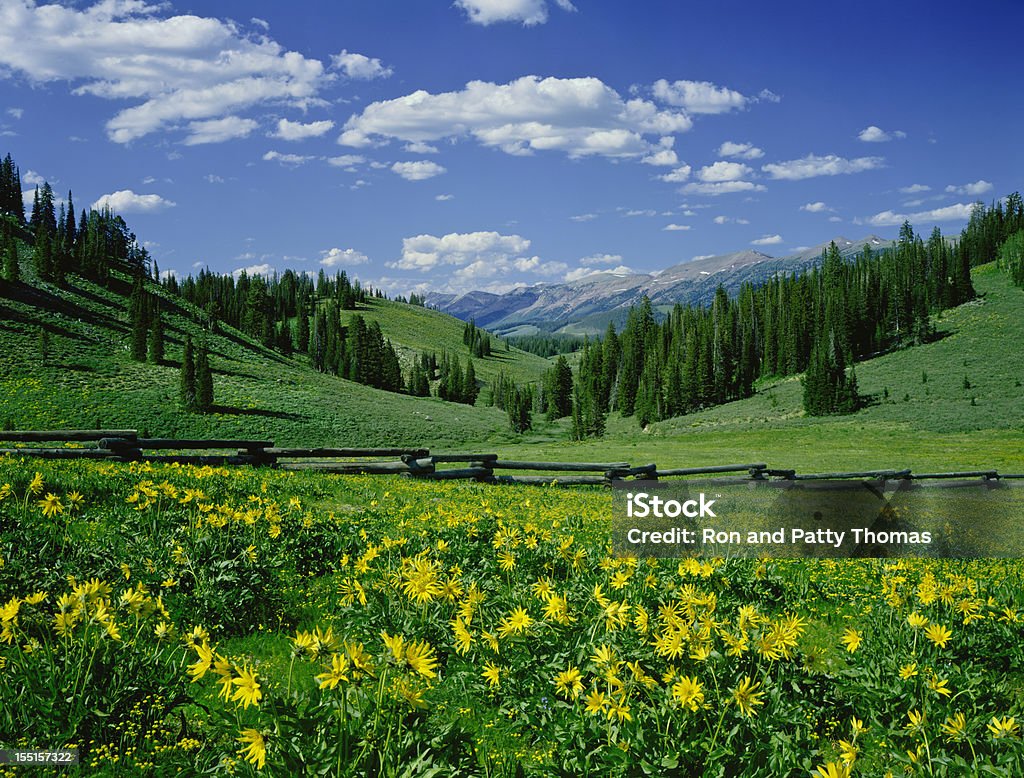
0;456;1022;776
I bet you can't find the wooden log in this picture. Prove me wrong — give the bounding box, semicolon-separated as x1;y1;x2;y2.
491;474;609;486
273;448;429;458
910;471;999;480
766;469;797;479
135;439;274;450
0;448;119;460
629;463;658;480
0;430;137;443
792;469;911;481
1000;473;1024;479
278;461;421;474
413;466;491;480
657;463;768;477
431;453;499;463
493;460;630;472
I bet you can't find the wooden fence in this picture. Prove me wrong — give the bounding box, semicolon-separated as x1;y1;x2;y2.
1;430;1021;486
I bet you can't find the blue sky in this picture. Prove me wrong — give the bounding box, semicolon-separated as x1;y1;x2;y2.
0;0;1021;295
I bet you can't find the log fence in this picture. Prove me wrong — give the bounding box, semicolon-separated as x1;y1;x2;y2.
0;430;1022;487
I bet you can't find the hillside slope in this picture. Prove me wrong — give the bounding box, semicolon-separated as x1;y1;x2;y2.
0;244;548;448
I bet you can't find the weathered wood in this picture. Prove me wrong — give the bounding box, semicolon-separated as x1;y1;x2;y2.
134;439;273;450
491;474;609;486
1000;473;1024;479
413;466;492;480
0;430;137;442
431;453;499;463
0;448;118;460
629;463;658;479
793;469;911;481
910;471;999;480
273;447;429;458
493;460;630;472
278;461;422;474
657;463;768;477
766;469;797;479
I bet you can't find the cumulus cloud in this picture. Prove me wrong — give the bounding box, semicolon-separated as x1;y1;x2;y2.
857;125;906;142
271;118;334;141
91;189;175;213
570;213;597;222
641;148;679;166
680;181;765;196
183;116;258;145
900;183;931;194
865;203;975;227
331;49;392;80
454;0;575;26
713;215;749;224
320;247;369;267
0;1;327;144
579;253;624;265
326;154;365;169
663;223;691;231
263;150;315;165
233;263;274;278
404;141;440;154
6;108;23;119
718;141;763;159
395;231;532;271
435;193;454;201
698;161;752;182
945;180;993;196
339;75;693;161
658;164;692;183
751;234;782;245
391;160;446;181
800;201;831;213
762;154;884;180
651;79;748;114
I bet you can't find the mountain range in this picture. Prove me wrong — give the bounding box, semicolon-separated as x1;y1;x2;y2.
425;236;893;335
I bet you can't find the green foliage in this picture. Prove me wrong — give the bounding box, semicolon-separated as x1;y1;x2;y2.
998;228;1024;288
180;335;196;411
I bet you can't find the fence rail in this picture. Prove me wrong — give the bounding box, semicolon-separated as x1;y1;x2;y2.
0;430;1022;486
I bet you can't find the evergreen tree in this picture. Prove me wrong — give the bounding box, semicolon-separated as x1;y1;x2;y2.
32;228;52;280
508;387;532;433
296;301;311;353
148;304;165;363
2;232;18;282
462;359;479;405
180;336;197;410
196;342;214;412
129;275;149;361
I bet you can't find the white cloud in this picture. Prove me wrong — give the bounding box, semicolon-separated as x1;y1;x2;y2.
23;169;46;186
698;161;752;182
663;223;691;231
857;125;906;142
326;154;365;169
570;213;597;222
233;263;274;278
762;154;884;180
404;141;440;154
320;247;369;267
713;215;749;224
579;253;623;265
641;148;678;166
340;75;693;161
800;201;830;213
565;264;631;282
454;0;575;26
865;203;975;227
651;79;747;114
391;160;446;181
91;189;175;213
331;49;392;80
718;141;763;159
681;181;765;196
204;173;225;184
395;231;531;271
751;234;782;245
899;184;931;194
6;108;23;120
183;116;258;145
435;193;454;201
271;118;334;141
945;180;993;196
0;1;327;144
623;209;656;217
658;164;692;183
828;216;843;223
263;150;314;165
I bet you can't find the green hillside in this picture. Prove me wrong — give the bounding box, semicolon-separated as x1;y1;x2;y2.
0;240;551;448
339;296;553;385
493;264;1024;472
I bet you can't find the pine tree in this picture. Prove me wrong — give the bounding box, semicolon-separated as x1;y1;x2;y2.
148;304;165;363
180;336;196;410
32;228;52;280
196;342;214;412
2;233;18;282
462;359;479;405
129;275;149;361
296;301;311;353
